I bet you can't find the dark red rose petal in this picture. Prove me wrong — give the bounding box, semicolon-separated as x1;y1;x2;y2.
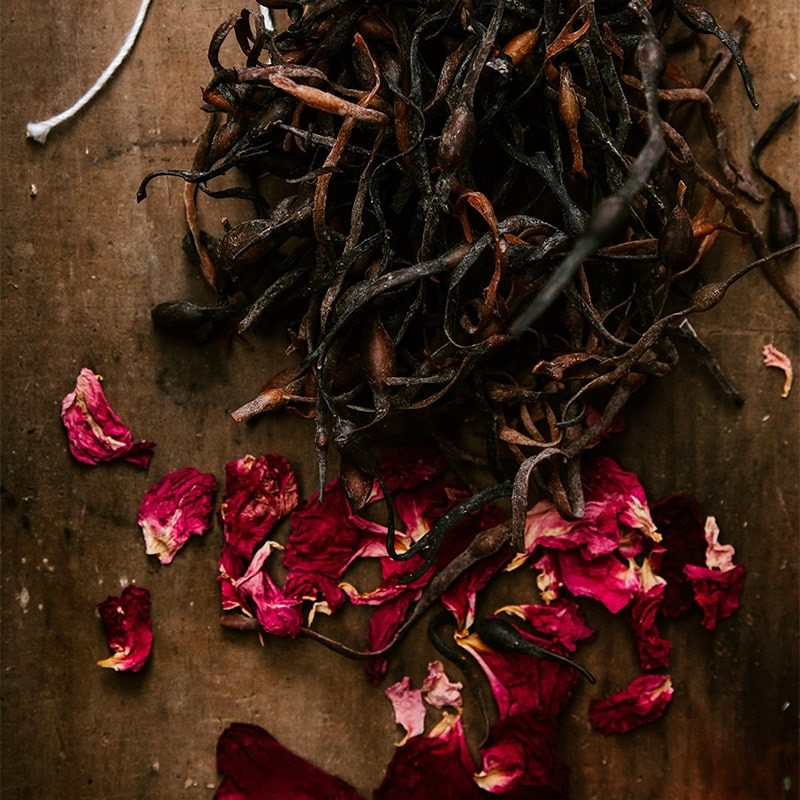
96;584;153;672
589;673;673;734
215;723;364;799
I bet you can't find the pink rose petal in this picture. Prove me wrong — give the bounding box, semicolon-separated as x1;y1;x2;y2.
233;540;303;637
589;673;673;734
385;677;427;744
702;516;736;571
137;467;217;564
96;584;153;672
762;342;793;397
61;368;155;468
422;660;463;710
215;723;364;799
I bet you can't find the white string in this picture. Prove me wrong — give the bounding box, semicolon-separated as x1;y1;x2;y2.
26;0;154;144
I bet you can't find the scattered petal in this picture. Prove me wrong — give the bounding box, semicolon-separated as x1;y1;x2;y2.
421;661;463;710
97;585;153;672
61;368;155;468
762;343;793;397
684;563;746;630
589;673;673;734
218;453;298;610
702;516;736;571
137;467;217;564
385;677;426;745
628;582;672;670
215;723;364;799
234;540;303;637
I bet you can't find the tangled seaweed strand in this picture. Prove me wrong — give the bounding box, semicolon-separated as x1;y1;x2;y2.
140;1;798;573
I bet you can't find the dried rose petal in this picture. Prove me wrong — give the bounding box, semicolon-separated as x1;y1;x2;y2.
218;454;298;610
61;368;155;468
458;628;579;720
555;550;640;614
215;723;364;799
422;660;463;710
589;673;673;734
385;676;427;745
702;516;736;571
374;713;484;800
683;563;746;630
475;711;570;798
762;342;793;397
96;584;153;672
283;480;385;579
220;453;298;561
233;540;303;637
497;599;594;653
137;467;217;564
628;582;672;670
650;495;708;617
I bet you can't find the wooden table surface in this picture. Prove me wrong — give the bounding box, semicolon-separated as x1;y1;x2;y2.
1;1;797;798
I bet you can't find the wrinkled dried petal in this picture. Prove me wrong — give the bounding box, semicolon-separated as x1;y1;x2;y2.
61;368;155;468
220;453;299;561
215;723;364;799
385;677;427;745
138;467;217;564
628;583;672;670
374;713;483;800
218;454;298;611
475;711;570;797
684;563;746;630
497;599;594;653
283;479;385;578
422;660;464;710
762;342;793;397
97;584;153;672
702;516;736;571
234;540;303;637
589;673;673;734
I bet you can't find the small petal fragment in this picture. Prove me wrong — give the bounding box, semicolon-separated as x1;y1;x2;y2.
589;673;673;734
385;677;427;745
97;584;153;672
215;723;364;799
422;660;463;710
138;467;217;564
762;343;793;397
61;368;155;468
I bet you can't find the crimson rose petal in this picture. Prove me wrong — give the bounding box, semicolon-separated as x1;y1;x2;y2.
138;467;217;564
215;723;364;799
589;673;674;734
374;714;485;800
475;712;570;798
61;368;155;468
683;563;746;630
96;584;153;672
